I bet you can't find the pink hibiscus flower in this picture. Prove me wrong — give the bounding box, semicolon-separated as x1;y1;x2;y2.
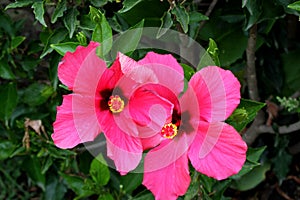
52;42;184;174
142;66;248;200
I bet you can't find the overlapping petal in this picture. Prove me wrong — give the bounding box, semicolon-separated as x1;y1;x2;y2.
53;42;106;148
189;66;241;122
52;94;102;148
188;121;247;180
103;109;142;174
58;42;101;90
138;52;184;95
143;139;190;200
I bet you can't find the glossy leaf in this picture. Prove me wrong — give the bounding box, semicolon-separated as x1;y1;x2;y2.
0;141;17;160
23;155;46;191
22;83;54;106
246;146;267;163
0;82;18;121
90;154;110;186
120;173;143;194
181;63;195;81
11;36;26;50
60;173;93;197
231;162;271;191
91;0;110;7
197;48;216;70
98;193;114;200
207;38;220;66
281;49;300;92
40;28;68;58
0;59;15;80
32;2;47;27
172;5;189;33
133;193;154;200
189;11;209;23
90;7;113;58
45;175;67;200
119;0;143;13
218;30;248;66
63;8;79;38
157;11;173;38
111;19;144;57
227;99;265;132
288;1;300;11
50;42;80;56
5;0;34;9
51;0;67;23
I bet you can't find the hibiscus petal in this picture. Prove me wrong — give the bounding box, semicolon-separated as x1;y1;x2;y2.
138;52;184;95
189;66;241;122
102;109;142;175
58;42;102;90
188;122;247;180
119;52;159;86
52;94;102;148
143;140;190;200
129;84;174;127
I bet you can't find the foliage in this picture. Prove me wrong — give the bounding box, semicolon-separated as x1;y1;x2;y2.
1;0;300;199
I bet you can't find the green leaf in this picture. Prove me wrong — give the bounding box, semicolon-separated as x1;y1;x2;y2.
98;193;114;200
181;63;195;81
272;135;292;182
0;59;15;80
45;175;67;200
23;155;46;191
231;162;271;191
91;0;110;7
231;161;259;180
5;0;34;9
11;36;26;50
119;0;143;13
51;42;80;56
51;0;67;23
60;173;93;197
32;2;47;27
281;49;300;92
90;154;110;186
197;50;215;70
40;28;68;58
231;146;267;179
272;148;292;181
0;82;18;121
0;141;17;160
90;7;113;58
288;1;300;11
207;38;220;66
22;83;54;106
218;30;248;66
157;12;173;38
133;193;154;200
120;173;143;194
41;157;53;174
111;19;144;57
227;99;265;132
247;146;267;163
63;8;79;38
172;5;189;33
189;11;209;23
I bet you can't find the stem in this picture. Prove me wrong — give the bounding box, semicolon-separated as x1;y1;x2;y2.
246;24;259;101
242;24;265;145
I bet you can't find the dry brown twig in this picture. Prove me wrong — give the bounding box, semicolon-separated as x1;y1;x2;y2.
23;118;48;150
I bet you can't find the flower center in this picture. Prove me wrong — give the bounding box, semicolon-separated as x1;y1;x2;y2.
108;95;125;113
161;123;178;139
